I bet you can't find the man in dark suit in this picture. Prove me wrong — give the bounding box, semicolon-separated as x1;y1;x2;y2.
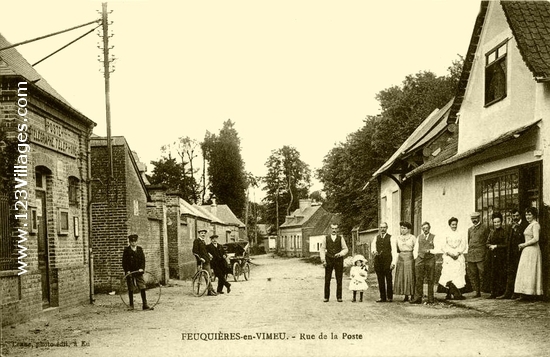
466;212;489;298
498;208;528;299
371;222;395;302
207;235;231;294
320;224;349;302
192;228;217;296
411;222;438;304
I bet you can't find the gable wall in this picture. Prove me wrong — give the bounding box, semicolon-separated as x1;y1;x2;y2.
458;1;537;154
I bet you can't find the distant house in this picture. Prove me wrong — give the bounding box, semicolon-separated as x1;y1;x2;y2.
199;199;245;242
372;1;550;297
279;199;337;257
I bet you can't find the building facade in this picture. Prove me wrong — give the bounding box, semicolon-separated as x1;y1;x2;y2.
1;33;96;326
373;1;550;298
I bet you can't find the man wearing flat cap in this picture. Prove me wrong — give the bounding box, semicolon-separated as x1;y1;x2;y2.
207;234;231;294
320;224;349;302
466;211;489;298
192;228;217;296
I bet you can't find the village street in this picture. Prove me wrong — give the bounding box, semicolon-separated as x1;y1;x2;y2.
1;255;549;357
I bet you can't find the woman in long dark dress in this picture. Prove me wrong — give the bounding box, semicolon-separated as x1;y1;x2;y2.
485;212;508;299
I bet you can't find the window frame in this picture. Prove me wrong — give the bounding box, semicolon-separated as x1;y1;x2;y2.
484;40;508;107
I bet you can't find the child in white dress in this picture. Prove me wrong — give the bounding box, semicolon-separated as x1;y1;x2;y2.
349;254;369;302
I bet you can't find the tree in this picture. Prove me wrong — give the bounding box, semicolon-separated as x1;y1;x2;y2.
262;146;311;230
318;57;463;235
202;120;247;219
149;156;196;200
173;136;201;203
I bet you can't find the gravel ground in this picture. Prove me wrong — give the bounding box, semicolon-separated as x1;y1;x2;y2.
1;255;549;357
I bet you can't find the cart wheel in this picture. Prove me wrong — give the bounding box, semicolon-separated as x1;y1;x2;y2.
119;271;162;308
192;270;210;297
243;262;250;281
232;262;241;282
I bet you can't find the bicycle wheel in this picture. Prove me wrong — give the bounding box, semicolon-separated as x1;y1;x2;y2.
232;262;241;282
192;270;210;297
119;271;162;308
243;262;250;281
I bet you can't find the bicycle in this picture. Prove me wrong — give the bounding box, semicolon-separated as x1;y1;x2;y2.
192;254;211;297
230;256;251;281
118;270;161;309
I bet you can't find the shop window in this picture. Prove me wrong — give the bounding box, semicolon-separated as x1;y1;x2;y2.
485;41;508;106
475;163;541;227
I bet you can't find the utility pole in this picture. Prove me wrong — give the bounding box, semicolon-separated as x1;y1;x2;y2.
100;2;115;180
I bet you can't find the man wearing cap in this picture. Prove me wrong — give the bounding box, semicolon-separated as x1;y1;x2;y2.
466;212;490;298
192;228;217;296
320;224;349;302
122;234;153;310
207;234;231;294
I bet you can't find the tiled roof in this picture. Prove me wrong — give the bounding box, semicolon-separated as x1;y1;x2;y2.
372;98;454;178
280;205;322;228
200;204;245;228
406;119;540;178
501;0;550;82
309;212;339;236
0;33;95;126
193;205;223;224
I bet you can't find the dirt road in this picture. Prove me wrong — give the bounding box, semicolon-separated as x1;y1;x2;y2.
2;255;549;357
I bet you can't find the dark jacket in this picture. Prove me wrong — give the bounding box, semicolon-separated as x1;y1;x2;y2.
374;233;392;271
122;245;145;273
507;219;528;272
467;223;489;262
207;242;227;274
193;238;210;264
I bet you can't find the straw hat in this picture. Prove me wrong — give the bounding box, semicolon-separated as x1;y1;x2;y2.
352;254;366;264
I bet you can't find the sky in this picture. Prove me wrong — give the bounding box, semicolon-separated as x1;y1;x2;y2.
1;0;482;200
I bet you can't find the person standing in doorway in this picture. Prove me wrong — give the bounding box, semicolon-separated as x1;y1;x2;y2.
485;212;508;299
122;234;153;310
466;212;489;298
411;222;437;304
320;224;349;302
371;222;395;302
498;208;528;299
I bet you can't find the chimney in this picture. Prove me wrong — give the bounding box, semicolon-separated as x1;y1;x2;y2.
299;199;312;211
211;195;217;216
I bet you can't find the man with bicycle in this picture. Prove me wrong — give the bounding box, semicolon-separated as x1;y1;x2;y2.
122;234;153;310
193;228;217;296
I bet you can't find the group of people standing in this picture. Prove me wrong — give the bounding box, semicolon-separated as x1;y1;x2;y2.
371;207;543;304
320;207;543;304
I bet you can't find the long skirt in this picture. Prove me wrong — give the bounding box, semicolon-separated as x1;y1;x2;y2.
394;251;415;295
438;254;466;289
514;244;543;295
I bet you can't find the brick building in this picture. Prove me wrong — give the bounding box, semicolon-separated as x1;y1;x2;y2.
1;33;96;326
90;136;168;292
